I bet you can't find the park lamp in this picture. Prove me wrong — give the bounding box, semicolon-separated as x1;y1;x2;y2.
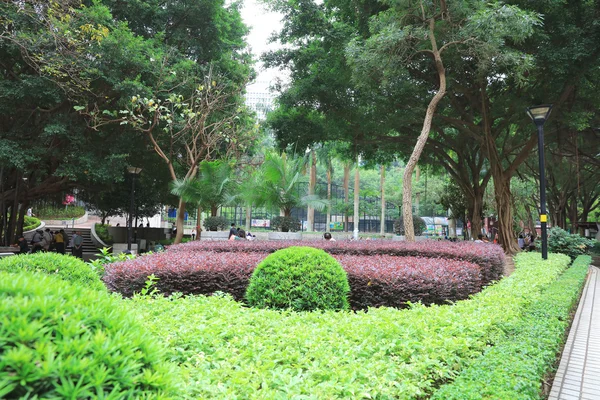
526;105;553;126
127;166;142;251
526;104;553;260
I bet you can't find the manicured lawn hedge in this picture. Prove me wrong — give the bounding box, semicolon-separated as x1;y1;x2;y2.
169;240;505;284
0;271;178;398
104;251;484;308
126;253;571;399
0;252;105;291
432;255;590;399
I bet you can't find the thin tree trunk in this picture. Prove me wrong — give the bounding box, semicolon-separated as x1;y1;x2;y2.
196;204;202;240
415;165;421;216
380;165;386;236
326;163;332;233
245;206;251;232
353;156;360;240
343;162;350;232
307;149;316;231
174;198;186;244
403;19;447;241
15;201;27;240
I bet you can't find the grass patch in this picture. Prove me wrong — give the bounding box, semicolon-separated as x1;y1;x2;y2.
35;206;85;220
126;252;571;398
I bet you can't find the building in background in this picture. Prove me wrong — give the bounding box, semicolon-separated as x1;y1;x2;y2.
245;80;275;120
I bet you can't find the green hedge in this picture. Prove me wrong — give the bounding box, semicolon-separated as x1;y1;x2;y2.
128;252;572;399
0;252;105;291
0;271;179;398
35;205;85;220
245;247;350;311
432;255;591;399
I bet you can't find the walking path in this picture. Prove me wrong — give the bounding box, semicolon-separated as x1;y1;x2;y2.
549;258;600;400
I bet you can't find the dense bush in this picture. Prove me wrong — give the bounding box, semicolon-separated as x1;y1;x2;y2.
94;223;113;244
246;247;350;311
169;239;506;284
393;215;426;236
128;253;571;398
36;205;85;220
0;271;178;398
548;227;595;259
432;255;591;399
0;252;105;291
23;215;41;231
337;255;482;308
204;216;227;231
104;251;266;298
270;216;301;232
106;249;484;309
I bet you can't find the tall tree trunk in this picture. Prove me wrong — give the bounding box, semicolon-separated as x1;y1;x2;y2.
403;19;447;241
380;164;386;236
415;165;421;216
196;205;202;240
326;163;332;233
245;206;251;232
343;162;350;232
353;156;360;240
468;191;484;240
15;201;27;240
7;176;20;244
211;205;218;217
174;198;186;244
307;149;316;231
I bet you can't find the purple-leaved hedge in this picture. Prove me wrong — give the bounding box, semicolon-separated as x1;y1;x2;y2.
104;241;493;308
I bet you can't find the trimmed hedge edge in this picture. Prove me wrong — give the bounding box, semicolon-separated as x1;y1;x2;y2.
431;255;591;400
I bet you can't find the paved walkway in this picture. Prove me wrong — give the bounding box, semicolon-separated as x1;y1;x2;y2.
549;260;600;400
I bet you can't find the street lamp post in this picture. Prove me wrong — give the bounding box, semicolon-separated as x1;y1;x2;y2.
127;167;142;251
526;104;553;260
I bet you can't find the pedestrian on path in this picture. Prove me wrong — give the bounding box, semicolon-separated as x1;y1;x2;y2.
191;228;197;240
54;230;65;254
71;231;84;259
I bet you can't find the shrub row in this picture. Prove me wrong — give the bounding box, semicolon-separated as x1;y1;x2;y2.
432;255;591;399
338;254;483;309
106;249;482;309
127;253;571;399
0;271;178;398
0;252;105;291
169;239;505;284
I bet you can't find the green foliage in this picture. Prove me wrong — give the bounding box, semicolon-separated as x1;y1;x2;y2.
0;271;178;398
394;215;426;236
94;223;113;244
35;206;85;220
548;227;595;259
87;247;135;278
0;252;104;291
245;247;350;311
270;216;301;232
432;255;591;399
204;216;227;231
128;252;571;398
22;216;41;232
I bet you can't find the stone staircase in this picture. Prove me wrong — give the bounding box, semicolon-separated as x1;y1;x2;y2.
43;227;99;255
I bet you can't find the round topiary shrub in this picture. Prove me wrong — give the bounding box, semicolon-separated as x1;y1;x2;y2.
393;215;426;236
0;252;105;291
270;216;301;232
245;246;350;311
204;216;227;231
0;271;178;398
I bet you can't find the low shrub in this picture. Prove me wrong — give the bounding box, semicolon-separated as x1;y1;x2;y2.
0;271;178;398
94;223;113;244
270;216;301;232
169;239;506;284
246;247;350;311
203;216;227;231
103;251;266;298
548;227;595;259
106;249;482;309
432;255;591;399
35;205;85;220
0;252;105;291
393;215;427;236
337;254;482;308
87;247;136;278
23;215;41;232
128;253;571;399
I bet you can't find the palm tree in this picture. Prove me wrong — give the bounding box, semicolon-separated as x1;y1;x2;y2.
170;160;234;221
257;151;328;219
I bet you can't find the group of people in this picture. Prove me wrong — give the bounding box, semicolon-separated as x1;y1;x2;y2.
518;232;536;251
228;223;256;241
12;228;85;258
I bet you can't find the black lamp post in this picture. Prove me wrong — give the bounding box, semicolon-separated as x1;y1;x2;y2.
526;104;553;260
127;167;142;251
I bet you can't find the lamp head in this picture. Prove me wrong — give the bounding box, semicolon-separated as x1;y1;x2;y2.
127;166;142;174
526;104;553;126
